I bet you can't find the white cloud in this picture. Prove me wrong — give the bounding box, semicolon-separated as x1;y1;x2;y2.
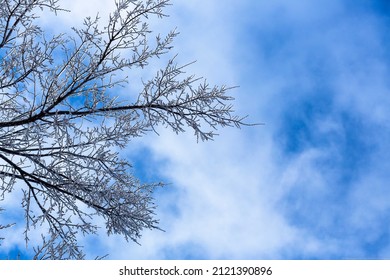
85;126;299;259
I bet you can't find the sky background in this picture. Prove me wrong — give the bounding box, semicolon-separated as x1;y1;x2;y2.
1;0;390;259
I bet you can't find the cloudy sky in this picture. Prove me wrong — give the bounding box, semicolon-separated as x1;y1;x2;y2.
1;0;390;259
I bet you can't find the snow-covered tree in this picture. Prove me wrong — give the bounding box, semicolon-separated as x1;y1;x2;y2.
0;0;246;259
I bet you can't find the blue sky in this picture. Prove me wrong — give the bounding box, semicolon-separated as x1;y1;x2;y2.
1;0;390;259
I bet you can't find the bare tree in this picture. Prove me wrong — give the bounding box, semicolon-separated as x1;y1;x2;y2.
0;0;246;259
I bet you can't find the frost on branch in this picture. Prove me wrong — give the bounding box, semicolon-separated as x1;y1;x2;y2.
0;0;246;259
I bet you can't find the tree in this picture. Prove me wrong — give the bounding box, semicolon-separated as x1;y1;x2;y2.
0;0;246;259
